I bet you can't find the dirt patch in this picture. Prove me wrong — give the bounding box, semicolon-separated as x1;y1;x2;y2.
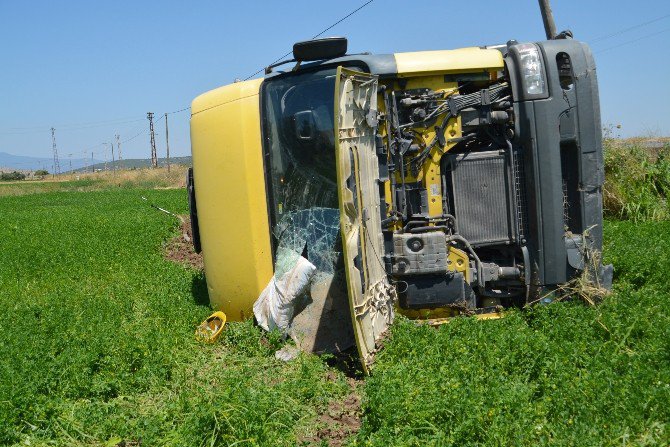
303;376;362;446
115;441;141;447
163;217;203;270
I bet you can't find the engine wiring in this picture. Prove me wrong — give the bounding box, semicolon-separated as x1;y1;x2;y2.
378;78;515;294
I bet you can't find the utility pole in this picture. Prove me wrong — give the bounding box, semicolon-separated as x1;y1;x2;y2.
68;154;72;176
110;141;116;176
51;127;60;176
91;152;94;173
116;134;122;162
537;0;557;40
164;113;171;173
103;144;108;172
147;112;158;168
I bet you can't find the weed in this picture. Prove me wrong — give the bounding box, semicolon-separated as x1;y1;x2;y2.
604;138;670;221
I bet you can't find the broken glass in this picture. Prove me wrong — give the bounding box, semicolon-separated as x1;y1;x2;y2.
273;207;340;277
271;207;354;354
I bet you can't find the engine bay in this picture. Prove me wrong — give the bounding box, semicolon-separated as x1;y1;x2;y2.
376;71;528;316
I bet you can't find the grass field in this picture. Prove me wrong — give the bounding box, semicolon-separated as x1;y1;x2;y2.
0;165;187;197
0;159;669;445
0;188;350;446
360;220;670;445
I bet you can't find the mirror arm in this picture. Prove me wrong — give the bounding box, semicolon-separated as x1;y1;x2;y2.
264;58;297;75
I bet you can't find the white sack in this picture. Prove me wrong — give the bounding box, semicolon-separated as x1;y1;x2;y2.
253;255;316;333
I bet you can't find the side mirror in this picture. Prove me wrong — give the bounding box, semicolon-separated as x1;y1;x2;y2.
294;111;315;140
293;37;347;62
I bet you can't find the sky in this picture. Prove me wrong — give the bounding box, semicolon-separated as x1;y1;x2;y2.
1;0;669;166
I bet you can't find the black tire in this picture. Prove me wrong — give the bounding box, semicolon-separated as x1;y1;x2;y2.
187;167;202;253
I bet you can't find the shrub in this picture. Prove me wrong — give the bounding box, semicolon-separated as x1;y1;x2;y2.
0;171;26;181
604;138;670;221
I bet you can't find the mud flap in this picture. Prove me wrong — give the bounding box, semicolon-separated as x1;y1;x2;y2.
334;67;396;373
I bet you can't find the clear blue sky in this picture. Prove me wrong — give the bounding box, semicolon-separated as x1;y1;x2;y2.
1;0;668;163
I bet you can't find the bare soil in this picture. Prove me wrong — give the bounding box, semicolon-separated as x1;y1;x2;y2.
303;376;362;447
163;217;203;270
114;441;141;447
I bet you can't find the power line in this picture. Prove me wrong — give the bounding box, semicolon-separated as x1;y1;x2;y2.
0;117;146;135
243;0;374;81
119;116;163;145
83;142;106;153
595;27;670;54
188;1;376;118
190;92;259;116
590;13;670;43
120;129;148;144
167;106;191;115
0;103;180;142
57;118;146;132
308;0;374;41
9;3;666;160
0;1;416;157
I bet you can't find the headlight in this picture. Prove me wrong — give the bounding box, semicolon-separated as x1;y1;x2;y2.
517;44;545;95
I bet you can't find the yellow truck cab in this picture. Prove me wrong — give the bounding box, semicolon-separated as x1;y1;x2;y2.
189;37;612;369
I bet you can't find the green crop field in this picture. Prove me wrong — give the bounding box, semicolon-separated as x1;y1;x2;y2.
0;189;350;446
1;143;669;446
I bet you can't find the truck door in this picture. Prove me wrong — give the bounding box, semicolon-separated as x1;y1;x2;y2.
334;67;396;372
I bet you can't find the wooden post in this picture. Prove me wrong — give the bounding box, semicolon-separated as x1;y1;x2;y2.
538;0;557;40
164;113;171;173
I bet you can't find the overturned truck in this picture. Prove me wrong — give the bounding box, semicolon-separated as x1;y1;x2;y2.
188;36;613;371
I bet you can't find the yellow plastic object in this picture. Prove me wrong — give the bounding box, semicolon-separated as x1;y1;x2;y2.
421;311;504;326
190;79;273;321
394;47;504;77
195;311;227;343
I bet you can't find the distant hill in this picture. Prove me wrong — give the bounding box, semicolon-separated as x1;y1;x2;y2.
0;151;101;172
71;156;192;173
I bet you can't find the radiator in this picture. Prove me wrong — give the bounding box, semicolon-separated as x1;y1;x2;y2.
445;149;516;246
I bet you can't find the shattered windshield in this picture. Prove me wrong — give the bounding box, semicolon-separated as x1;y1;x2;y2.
261;68;341;271
261;67;361;354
